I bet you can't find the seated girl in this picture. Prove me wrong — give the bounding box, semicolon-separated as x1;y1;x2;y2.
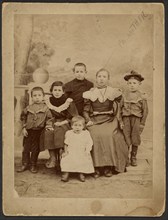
40;81;78;170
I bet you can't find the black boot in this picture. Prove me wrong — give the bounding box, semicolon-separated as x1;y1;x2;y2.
55;149;61;171
61;172;69;182
131;145;138;166
30;151;39;173
79;173;85;182
17;163;29;172
30;164;38;173
17;151;30;172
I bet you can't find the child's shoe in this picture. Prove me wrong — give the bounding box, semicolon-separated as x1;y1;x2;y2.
45;159;56;168
131;145;138;166
17;164;29;172
131;158;137;166
112;170;120;175
30;165;38;173
93;168;100;178
61;172;69;182
79;173;85;182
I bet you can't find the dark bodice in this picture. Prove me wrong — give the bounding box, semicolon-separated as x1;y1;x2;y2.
91;99;113;112
83;99;117;125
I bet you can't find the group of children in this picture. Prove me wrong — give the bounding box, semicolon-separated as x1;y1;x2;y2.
17;63;148;182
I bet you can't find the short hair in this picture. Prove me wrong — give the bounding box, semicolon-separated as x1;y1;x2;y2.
50;81;64;93
71;116;86;127
73;63;87;72
96;68;110;79
30;87;45;97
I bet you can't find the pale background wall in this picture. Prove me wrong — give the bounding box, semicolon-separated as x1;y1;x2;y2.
14;13;153;140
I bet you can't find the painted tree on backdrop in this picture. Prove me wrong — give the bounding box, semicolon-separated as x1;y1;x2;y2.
14;15;54;85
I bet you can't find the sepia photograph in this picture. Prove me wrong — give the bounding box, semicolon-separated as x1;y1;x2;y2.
2;3;165;216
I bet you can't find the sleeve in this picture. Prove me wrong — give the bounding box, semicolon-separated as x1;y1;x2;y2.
83;99;92;123
140;99;148;125
64;81;73;97
45;98;55;110
117;96;124;124
67;101;79;119
85;131;93;152
110;88;122;101
114;94;122;103
64;131;70;145
20;107;28;127
45;109;54;128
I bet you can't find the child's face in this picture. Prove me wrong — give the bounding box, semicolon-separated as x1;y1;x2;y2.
32;90;44;104
52;86;64;98
127;78;141;92
72;121;84;134
74;66;86;80
96;70;109;87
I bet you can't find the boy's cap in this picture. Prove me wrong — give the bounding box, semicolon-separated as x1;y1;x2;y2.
124;70;144;82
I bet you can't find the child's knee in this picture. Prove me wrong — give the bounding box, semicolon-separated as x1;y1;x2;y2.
131;133;141;146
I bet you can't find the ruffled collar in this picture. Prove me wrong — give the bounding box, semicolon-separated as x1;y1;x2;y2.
45;97;73;113
83;86;122;103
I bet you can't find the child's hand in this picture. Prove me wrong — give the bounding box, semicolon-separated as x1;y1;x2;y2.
61;151;68;158
46;126;54;131
22;128;28;137
55;121;68;127
54;122;63;127
59;148;64;156
86;121;94;127
139;124;144;134
119;122;124;130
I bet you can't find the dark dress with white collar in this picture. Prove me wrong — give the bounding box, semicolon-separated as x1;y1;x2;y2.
40;95;77;151
83;86;128;173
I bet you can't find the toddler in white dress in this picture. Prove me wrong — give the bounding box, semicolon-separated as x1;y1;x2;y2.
60;116;94;182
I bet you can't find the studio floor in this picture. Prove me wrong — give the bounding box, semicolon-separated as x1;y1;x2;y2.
14;136;153;198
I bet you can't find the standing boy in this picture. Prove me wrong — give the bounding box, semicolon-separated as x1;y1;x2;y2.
64;63;94;116
120;70;148;166
17;87;53;173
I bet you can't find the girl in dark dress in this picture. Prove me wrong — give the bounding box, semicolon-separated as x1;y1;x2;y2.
83;69;128;178
41;81;78;169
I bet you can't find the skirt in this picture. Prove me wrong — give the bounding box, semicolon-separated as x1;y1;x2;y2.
61;149;95;174
88;118;128;172
40;123;70;151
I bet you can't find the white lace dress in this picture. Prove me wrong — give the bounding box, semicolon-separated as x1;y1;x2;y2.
60;130;95;173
